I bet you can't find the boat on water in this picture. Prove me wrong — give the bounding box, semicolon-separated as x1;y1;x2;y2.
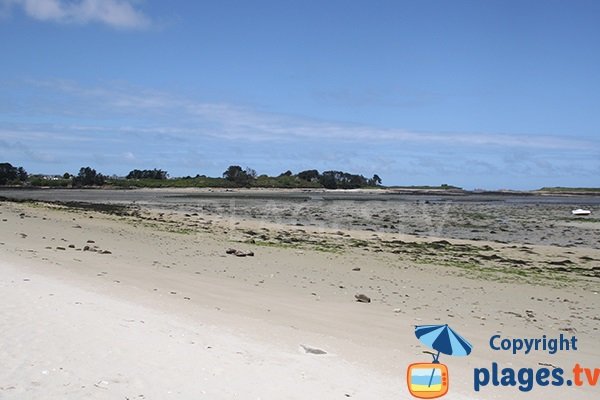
572;208;592;216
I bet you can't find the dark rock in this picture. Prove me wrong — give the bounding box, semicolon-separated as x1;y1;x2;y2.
355;294;371;303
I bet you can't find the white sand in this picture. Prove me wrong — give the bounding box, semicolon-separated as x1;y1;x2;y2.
1;260;406;399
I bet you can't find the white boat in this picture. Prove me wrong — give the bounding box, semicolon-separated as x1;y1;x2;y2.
572;208;592;216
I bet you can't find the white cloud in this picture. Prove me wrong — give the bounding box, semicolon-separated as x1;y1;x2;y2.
2;0;151;29
7;79;600;153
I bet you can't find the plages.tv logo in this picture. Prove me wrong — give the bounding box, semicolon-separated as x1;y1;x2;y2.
407;324;473;399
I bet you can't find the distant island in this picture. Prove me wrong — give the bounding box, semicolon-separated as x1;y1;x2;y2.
3;163;598;194
1;162;389;190
536;187;600;194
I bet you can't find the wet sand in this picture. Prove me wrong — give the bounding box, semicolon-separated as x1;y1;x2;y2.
2;187;599;248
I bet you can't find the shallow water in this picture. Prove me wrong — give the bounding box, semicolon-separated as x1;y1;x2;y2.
1;188;598;248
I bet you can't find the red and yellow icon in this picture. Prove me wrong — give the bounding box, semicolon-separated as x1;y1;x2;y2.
407;324;472;399
407;362;449;399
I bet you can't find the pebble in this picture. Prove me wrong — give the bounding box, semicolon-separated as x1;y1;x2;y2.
300;345;327;355
355;294;371;303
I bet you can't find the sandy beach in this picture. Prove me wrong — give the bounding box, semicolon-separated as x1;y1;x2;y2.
1;189;599;399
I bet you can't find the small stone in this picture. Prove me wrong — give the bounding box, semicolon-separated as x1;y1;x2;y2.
355;294;371;303
300;344;327;355
226;248;237;254
352;267;361;271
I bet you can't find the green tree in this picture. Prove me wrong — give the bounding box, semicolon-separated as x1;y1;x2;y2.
0;163;27;185
222;165;257;187
73;167;105;186
245;167;257;180
319;171;338;189
297;169;320;182
17;167;28;182
368;174;382;186
319;170;369;189
223;165;243;181
0;163;17;185
126;169;168;180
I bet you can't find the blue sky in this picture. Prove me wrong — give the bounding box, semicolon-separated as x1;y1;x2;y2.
0;0;598;189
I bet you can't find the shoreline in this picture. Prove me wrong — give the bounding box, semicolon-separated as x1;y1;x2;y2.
1;189;599;250
3;185;600;198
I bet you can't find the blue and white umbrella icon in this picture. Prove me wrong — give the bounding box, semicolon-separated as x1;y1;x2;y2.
414;324;473;387
415;324;473;362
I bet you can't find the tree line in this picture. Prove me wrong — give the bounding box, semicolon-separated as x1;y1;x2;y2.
0;163;383;189
221;166;381;189
126;169;168;180
0;163;28;185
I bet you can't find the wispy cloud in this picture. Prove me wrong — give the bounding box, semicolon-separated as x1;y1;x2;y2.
11;79;598;152
1;79;599;188
1;0;151;29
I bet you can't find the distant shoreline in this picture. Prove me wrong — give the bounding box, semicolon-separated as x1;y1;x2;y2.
1;185;600;197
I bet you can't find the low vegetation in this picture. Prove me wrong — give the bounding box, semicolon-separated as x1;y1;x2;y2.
538;187;600;193
0;162;386;189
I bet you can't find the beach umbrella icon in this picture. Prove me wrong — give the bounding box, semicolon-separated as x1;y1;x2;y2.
414;324;473;388
415;324;473;362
